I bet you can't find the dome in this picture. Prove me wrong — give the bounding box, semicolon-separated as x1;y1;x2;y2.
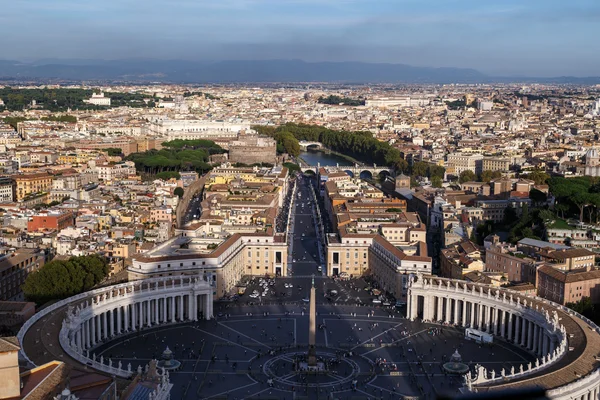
586;148;599;159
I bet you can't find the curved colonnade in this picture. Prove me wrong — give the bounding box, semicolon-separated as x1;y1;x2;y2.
18;276;214;378
408;275;600;400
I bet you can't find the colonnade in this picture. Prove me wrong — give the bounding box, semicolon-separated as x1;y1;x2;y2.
56;276;213;377
409;292;558;357
404;275;600;400
71;292;210;353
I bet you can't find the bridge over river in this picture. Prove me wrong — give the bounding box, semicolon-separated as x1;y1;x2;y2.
300;163;395;179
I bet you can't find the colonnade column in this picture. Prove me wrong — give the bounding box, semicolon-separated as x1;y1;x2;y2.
101;312;108;339
163;298;167;323
500;310;505;337
117;307;122;333
155;298;160;324
527;319;534;349
462;301;467;326
514;315;520;344
470;303;475;327
85;321;90;349
533;324;539;353
436;296;442;322
204;294;210;319
507;312;513;341
477;303;483;331
179;296;184;321
453;299;459;325
131;303;137;331
171;297;176;323
124;305;129;331
520;317;527;346
110;310;115;337
147;300;152;326
139;302;144;328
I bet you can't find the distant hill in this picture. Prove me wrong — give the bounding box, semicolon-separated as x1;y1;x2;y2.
0;59;597;84
0;59;485;83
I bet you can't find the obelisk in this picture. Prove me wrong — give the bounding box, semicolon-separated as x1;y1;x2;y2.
307;274;317;366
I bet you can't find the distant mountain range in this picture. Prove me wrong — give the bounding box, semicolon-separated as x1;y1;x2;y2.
0;59;598;84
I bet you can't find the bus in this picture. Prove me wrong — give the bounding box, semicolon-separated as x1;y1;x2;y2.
465;328;493;344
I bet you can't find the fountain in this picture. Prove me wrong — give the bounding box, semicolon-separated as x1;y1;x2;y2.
443;349;469;374
156;346;181;371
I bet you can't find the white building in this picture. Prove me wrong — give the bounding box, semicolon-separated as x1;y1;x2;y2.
85;92;111;106
146;118;251;141
478;100;493;112
446;153;484;175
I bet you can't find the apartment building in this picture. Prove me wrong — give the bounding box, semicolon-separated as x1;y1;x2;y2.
11;173;53;201
0;177;15;202
0;248;46;301
537;265;600;305
484;241;538;284
440;240;484;279
27;211;76;232
482;157;511;172
446;153;483;175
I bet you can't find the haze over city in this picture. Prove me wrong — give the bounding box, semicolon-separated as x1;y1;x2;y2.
1;0;599;77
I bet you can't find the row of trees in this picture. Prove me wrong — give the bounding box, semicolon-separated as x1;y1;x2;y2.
182;91;219;100
254;123;405;168
126;140;224;176
23;254;109;305
317;95;365;106
162;139;224;151
41;114;77;123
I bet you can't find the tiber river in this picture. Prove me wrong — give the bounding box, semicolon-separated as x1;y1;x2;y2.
299;149;353;167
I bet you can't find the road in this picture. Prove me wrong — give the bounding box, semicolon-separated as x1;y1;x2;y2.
288;175;323;277
182;191;202;226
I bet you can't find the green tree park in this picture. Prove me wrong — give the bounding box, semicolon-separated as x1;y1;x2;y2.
0;87;160;112
22;254;109;305
317;95;365;106
126;140;225;177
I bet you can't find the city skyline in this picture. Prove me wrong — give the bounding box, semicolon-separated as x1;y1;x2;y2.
1;0;598;77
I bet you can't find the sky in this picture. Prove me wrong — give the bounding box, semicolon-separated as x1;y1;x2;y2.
1;0;598;77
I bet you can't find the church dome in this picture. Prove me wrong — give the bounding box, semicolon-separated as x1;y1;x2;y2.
586;148;599;160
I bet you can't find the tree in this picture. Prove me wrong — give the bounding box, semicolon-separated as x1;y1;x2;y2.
428;165;446;179
523;170;550;185
283;162;301;173
411;162;429;178
174;187;184;198
503;205;518;226
529;188;547;205
394;159;409;174
480;170;502;182
431;175;443;188
459;170;477;183
103;147;123;157
22;255;109;305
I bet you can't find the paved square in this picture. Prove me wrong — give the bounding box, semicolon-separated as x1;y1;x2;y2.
94;303;535;399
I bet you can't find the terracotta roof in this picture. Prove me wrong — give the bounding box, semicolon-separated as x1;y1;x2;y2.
538;265;600;283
